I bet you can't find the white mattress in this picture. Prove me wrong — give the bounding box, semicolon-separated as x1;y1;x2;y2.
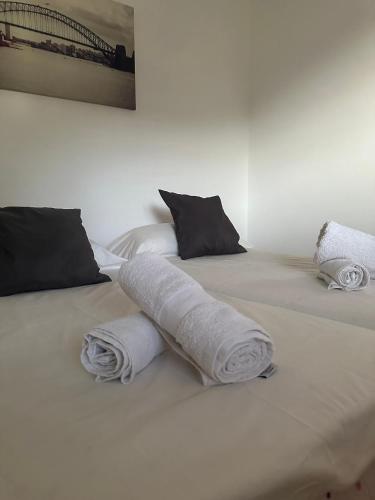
1;251;375;500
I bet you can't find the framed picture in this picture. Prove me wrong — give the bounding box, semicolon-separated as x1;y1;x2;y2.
0;0;135;109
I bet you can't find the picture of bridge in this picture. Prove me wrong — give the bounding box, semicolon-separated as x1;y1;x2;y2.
0;0;136;109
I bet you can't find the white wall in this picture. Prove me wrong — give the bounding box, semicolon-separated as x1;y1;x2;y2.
0;0;251;246
248;0;375;256
4;0;374;257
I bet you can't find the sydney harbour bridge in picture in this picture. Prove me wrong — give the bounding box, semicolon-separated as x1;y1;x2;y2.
0;1;135;73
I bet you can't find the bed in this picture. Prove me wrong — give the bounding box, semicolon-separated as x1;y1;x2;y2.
1;250;375;500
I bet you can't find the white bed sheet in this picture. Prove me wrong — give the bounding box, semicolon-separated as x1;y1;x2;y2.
1;252;375;500
170;251;375;330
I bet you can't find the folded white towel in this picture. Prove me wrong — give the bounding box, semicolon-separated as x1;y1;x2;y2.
119;253;274;386
318;259;370;291
315;221;375;279
81;314;166;383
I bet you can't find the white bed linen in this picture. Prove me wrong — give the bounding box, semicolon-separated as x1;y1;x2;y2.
1;253;375;500
169;251;375;330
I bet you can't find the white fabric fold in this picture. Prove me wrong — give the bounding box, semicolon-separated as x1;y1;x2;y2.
81;313;166;383
315;221;375;279
119;253;274;386
318;259;370;291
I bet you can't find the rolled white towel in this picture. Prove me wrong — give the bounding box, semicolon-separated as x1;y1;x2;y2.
318;259;370;291
315;221;375;279
119;253;274;386
81;313;166;383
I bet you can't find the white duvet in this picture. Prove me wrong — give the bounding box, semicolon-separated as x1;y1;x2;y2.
0;251;375;500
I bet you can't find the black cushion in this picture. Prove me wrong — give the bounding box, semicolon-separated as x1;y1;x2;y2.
0;207;110;296
159;190;246;260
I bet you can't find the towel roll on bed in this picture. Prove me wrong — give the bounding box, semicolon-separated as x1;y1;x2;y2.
119;253;274;386
318;259;370;291
81;313;166;383
315;221;375;278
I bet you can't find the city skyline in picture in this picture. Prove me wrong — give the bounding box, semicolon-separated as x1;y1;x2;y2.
0;0;136;109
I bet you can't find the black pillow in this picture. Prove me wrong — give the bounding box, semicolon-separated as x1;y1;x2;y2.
159;190;247;260
0;207;110;296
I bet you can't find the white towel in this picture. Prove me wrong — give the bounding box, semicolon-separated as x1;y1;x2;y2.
119;253;274;386
318;259;370;291
81;313;166;383
315;221;375;279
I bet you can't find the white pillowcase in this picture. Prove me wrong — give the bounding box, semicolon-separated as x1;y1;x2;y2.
108;223;178;260
90;240;126;268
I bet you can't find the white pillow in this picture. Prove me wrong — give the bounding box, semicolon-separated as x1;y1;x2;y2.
108;223;178;260
90;240;126;268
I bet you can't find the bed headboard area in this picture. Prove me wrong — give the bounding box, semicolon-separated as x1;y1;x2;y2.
0;0;251;246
